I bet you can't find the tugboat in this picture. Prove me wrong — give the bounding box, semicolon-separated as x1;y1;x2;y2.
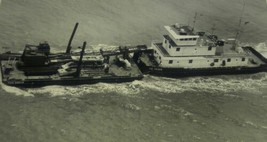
0;23;143;87
133;23;267;77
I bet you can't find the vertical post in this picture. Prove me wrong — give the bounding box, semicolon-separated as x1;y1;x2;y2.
76;42;86;77
233;0;246;49
192;12;203;31
66;22;79;54
192;12;198;31
211;23;216;34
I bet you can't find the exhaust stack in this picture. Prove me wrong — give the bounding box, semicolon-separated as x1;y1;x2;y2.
66;22;79;54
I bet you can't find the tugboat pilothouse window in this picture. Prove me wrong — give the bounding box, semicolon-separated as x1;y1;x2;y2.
242;58;245;61
227;58;231;62
169;60;173;64
176;48;180;51
189;60;193;63
208;46;212;51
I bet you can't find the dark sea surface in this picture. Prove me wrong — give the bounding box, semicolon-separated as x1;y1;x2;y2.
0;0;267;142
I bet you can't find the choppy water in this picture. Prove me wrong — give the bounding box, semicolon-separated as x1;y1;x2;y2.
1;0;267;142
1;74;267;142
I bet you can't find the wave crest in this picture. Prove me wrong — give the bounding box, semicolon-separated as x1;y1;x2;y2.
25;73;267;97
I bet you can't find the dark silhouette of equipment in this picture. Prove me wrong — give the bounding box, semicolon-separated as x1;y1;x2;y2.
76;41;86;77
66;23;79;54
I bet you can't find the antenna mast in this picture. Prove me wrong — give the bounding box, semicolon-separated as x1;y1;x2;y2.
233;0;246;48
211;23;216;34
192;12;198;31
192;12;203;31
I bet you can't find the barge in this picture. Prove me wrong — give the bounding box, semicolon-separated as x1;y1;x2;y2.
0;23;143;87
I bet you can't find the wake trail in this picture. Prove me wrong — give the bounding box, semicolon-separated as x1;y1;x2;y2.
0;73;33;97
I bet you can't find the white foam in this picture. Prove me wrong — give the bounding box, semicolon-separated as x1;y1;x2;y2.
49;44;119;54
25;72;267;98
0;74;34;97
255;42;267;51
254;42;267;58
27;82;143;98
132;74;267;95
16;67;267;98
1;84;34;97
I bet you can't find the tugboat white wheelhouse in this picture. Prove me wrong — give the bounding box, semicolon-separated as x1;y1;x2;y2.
132;23;267;77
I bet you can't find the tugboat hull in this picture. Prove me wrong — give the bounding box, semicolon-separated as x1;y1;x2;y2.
133;46;267;78
140;65;267;78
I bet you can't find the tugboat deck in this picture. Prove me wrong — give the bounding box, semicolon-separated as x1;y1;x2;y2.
153;42;265;66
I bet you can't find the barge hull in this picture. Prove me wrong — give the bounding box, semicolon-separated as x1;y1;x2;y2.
2;76;143;88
